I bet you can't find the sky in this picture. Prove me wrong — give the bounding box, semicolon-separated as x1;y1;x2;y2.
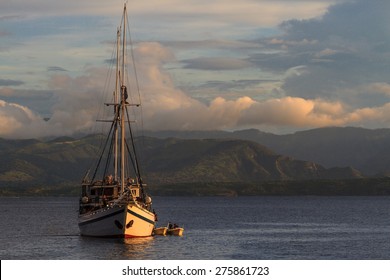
1;0;390;138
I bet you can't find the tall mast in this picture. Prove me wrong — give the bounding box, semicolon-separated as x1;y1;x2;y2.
120;4;127;192
122;4;126;87
114;27;120;182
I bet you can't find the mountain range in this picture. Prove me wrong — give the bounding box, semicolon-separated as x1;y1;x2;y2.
1;126;389;195
144;126;390;176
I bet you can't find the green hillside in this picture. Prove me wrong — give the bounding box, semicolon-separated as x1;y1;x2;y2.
145;127;390;176
140;138;362;185
0;134;368;196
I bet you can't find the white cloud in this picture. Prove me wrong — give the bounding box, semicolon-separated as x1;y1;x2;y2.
75;42;390;132
0;100;46;138
4;0;390;137
130;42;390;131
3;37;390;138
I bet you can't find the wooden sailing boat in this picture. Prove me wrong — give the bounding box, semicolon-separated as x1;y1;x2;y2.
78;4;156;238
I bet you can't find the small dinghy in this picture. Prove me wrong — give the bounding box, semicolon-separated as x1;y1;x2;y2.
167;227;184;236
153;227;168;236
154;222;184;236
167;222;184;236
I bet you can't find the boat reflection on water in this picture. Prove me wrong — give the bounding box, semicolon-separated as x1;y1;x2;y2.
120;237;155;259
78;236;155;259
122;236;154;246
95;237;156;260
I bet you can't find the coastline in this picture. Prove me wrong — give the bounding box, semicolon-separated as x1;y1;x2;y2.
1;177;390;196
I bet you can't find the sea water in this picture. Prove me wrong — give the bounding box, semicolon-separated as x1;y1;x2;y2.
1;196;390;259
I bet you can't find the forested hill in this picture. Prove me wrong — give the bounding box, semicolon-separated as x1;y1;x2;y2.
0;134;366;195
139;137;362;184
144;127;390;176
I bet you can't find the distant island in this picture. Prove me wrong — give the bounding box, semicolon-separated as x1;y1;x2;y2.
1;127;390;196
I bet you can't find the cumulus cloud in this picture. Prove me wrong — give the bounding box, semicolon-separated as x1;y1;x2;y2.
0;100;47;138
0;67;107;138
122;42;390;131
3;0;390;138
254;0;390;109
128;41;390;131
143;94;390;132
3;38;390;139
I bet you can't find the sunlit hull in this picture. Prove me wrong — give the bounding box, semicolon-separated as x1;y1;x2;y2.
78;203;155;238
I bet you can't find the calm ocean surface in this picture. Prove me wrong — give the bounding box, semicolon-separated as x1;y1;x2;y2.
1;196;390;260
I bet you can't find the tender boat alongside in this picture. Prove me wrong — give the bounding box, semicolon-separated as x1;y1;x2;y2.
153;227;168;236
167;227;184;237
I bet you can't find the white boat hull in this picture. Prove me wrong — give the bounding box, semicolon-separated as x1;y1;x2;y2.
78;203;155;238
